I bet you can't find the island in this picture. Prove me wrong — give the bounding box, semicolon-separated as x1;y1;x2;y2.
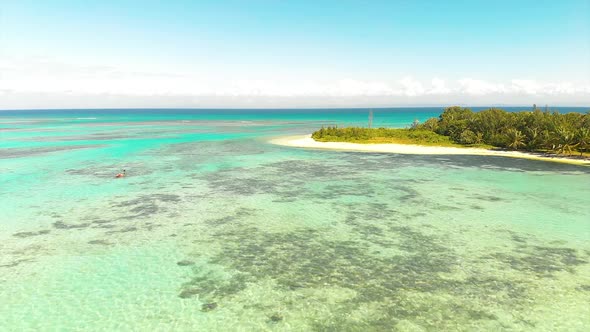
271;107;590;165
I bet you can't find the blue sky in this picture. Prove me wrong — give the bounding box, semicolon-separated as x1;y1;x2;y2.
1;0;589;108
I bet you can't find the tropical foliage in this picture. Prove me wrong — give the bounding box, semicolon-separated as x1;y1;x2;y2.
312;107;590;155
420;106;590;155
312;126;460;147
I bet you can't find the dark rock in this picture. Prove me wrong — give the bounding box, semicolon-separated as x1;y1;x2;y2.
88;240;111;246
269;314;283;323
177;260;195;266
13;230;50;238
53;221;90;229
201;302;218;312
178;288;198;299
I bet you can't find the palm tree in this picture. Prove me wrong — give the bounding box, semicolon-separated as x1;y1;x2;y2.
525;127;540;151
556;127;578;155
575;128;590;156
506;129;525;150
540;130;554;151
474;132;484;145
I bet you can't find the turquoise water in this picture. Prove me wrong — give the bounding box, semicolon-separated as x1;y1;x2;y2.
1;108;589;331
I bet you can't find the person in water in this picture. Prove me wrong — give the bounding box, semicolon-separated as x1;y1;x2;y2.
115;169;126;178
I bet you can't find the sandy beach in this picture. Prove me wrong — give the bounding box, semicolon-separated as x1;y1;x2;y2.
270;135;590;166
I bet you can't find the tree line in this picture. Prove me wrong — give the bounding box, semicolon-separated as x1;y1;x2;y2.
312;107;590;155
312;126;455;145
416;107;590;155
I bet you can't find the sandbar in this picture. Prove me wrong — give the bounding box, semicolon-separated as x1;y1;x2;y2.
269;135;590;166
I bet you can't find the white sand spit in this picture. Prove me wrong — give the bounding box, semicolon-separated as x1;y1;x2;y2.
269;135;590;166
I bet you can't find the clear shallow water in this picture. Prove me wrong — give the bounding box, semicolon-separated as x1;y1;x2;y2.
1;108;589;331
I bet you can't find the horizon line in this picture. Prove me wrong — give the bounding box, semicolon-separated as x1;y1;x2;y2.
2;105;590;112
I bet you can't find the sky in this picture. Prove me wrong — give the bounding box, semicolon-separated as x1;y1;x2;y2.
1;0;589;109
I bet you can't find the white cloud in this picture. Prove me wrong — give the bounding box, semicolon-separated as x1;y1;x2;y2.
428;78;451;95
395;77;423;97
457;78;508;95
329;79;397;96
1;57;589;108
510;79;542;95
509;80;590;95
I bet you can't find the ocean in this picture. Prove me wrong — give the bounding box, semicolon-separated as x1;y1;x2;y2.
1;108;589;331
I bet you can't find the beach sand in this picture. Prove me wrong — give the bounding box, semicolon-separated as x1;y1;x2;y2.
270;135;590;166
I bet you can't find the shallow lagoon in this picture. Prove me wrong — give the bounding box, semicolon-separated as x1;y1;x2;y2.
1;109;589;331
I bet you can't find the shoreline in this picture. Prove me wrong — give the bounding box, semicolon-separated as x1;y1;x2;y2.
269;135;590;166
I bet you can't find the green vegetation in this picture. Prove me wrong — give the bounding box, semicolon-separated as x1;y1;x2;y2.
312;126;464;147
313;107;590;156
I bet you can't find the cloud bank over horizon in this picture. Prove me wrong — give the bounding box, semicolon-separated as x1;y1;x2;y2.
1;57;589;109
